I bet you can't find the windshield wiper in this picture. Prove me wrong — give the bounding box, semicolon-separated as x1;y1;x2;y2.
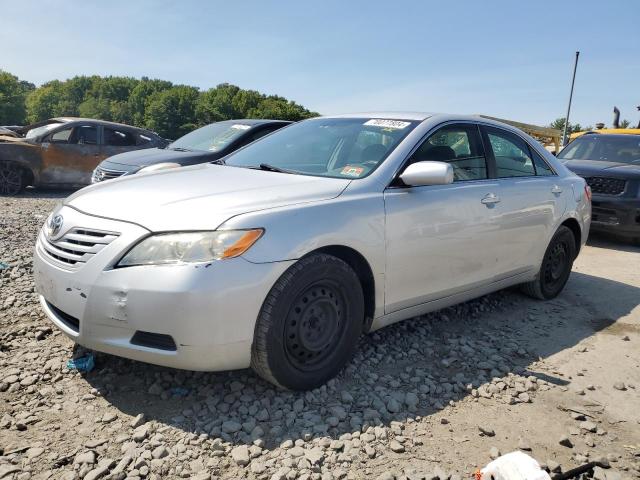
254;163;295;174
167;147;192;152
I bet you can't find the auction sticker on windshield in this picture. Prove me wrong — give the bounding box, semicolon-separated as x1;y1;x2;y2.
364;119;411;129
231;124;251;130
341;166;364;177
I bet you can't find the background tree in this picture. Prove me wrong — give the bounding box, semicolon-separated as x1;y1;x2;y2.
549;117;587;134
144;86;200;138
3;70;317;138
0;70;34;125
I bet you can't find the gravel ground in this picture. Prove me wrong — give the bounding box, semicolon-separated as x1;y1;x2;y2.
1;191;639;480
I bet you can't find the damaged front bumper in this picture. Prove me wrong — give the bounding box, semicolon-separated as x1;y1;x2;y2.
34;206;293;371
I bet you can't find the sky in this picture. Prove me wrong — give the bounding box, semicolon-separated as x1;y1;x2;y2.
1;0;639;128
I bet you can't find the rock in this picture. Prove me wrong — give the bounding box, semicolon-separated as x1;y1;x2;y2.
377;472;395;480
84;466;109;480
405;392;419;408
251;461;267;474
490;446;501;459
559;436;573;448
517;438;532;451
547;460;561;473
26;447;45;458
440;418;449;425
132;425;149;442
130;414;145;428
478;425;495;437
151;445;169;459
101;412;117;423
289;446;305;458
305;448;324;465
613;382;626;391
221;420;242;434
230;445;250;466
389;440;405;453
0;466;21;478
580;421;597;433
387;398;401;414
74;451;96;465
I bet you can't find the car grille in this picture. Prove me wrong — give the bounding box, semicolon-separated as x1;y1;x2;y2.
584;176;626;195
92;166;127;183
41;228;119;268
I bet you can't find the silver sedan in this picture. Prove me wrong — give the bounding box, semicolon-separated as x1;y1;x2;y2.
33;113;591;390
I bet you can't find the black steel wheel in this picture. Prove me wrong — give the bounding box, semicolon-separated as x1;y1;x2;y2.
522;226;576;300
284;282;347;370
251;253;364;390
0;163;27;195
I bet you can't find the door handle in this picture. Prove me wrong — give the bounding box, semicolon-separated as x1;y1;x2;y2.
551;185;563;194
481;193;501;205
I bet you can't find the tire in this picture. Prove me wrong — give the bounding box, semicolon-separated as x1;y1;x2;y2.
251;253;364;390
0;162;27;195
522;226;576;300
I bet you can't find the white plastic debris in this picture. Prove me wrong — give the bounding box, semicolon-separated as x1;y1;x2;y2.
478;451;551;480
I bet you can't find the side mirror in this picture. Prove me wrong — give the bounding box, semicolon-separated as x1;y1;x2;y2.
399;161;454;186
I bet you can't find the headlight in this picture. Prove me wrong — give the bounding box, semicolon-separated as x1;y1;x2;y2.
117;229;264;267
138;162;181;173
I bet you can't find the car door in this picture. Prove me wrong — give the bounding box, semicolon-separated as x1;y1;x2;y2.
383;122;505;313
39;123;101;185
101;126;146;161
480;124;566;277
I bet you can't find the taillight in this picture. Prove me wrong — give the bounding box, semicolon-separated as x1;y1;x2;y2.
584;184;592;202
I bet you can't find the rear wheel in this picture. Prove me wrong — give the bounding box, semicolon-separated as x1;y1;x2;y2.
522;226;576;300
0;162;27;195
251;253;364;390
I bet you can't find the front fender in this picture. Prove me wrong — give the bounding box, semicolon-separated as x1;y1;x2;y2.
220;193;387;317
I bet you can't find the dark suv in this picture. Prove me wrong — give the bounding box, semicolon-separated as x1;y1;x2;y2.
92;119;291;182
559;133;640;242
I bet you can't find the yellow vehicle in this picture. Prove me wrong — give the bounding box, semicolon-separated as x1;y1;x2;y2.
569;128;640;142
569;106;640;142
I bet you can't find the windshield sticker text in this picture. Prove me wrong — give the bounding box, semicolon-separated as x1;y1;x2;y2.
364;119;411;130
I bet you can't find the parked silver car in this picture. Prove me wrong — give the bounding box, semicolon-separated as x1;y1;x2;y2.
34;113;591;390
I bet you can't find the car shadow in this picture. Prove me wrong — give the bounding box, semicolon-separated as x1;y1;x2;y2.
586;232;640;253
79;271;639;450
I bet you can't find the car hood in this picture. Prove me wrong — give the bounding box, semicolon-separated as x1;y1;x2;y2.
103;147;216;168
562;159;640;179
65;164;351;231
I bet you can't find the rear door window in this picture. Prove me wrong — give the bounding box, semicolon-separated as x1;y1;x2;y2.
104;128;137;147
485;126;535;177
531;149;555;176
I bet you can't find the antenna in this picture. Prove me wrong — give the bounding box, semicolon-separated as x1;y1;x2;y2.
562;52;580;146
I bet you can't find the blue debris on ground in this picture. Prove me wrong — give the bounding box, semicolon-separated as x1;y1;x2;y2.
66;353;95;372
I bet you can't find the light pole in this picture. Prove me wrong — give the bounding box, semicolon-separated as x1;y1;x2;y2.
562;51;580;146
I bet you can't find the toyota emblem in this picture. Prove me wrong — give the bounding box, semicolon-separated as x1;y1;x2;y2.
47;214;64;238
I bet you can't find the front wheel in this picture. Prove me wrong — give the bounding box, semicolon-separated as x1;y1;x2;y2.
0;162;27;195
522;225;576;300
251;253;364;390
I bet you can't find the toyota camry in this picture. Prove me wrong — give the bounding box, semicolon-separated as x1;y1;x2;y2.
34;113;591;390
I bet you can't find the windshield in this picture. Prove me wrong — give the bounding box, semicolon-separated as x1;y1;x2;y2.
224;117;419;178
559;135;640;164
26;122;64;139
168;122;252;152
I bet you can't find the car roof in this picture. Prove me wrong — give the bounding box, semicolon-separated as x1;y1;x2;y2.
576;132;640;139
324;112;434;121
317;112;517;126
52;117;158;134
